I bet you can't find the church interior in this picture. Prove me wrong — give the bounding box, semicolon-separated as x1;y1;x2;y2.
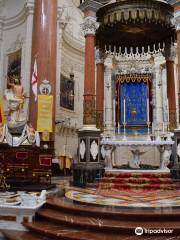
1;0;180;239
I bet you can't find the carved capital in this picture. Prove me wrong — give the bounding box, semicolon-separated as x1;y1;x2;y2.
104;55;113;69
95;49;104;64
164;45;176;62
81;16;99;36
174;10;180;31
25;0;34;15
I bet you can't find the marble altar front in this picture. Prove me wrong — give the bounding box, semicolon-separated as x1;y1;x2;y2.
101;138;174;171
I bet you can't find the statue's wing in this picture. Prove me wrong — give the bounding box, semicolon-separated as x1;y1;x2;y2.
177;143;180;157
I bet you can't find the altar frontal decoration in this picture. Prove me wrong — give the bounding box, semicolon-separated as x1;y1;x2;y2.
0;124;40;147
37;95;53;132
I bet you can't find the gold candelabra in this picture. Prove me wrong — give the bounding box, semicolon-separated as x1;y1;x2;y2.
0;171;10;191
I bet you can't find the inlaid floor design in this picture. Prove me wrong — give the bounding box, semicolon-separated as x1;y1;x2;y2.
65;188;180;208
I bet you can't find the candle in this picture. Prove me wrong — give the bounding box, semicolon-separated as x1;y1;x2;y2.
118;122;120;134
162;122;165;133
152;122;154;134
123;98;126;124
147;98;149;123
167;98;169;123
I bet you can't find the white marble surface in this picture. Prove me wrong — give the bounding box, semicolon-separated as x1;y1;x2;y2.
0;191;46;223
101;139;174;146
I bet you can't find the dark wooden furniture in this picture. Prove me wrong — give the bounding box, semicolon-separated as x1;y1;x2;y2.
0;143;53;184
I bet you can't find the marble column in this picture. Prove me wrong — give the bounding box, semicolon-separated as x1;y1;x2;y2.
174;6;180;127
96;49;104;130
29;0;57;138
81;16;97;126
154;54;164;127
73;1;104;187
166;46;177;129
104;55;113;135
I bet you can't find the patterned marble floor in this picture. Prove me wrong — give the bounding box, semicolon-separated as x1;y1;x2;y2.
65;189;180;208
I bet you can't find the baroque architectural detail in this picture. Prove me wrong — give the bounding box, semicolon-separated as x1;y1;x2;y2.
83;98;96;125
90;140;98;160
164;44;176;61
80;139;86;160
81;16;99;36
95;49;104;64
25;0;34;16
174;10;180;31
6;34;24;54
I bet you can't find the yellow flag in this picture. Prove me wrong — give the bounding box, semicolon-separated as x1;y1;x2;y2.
0;97;4;124
37;95;53;132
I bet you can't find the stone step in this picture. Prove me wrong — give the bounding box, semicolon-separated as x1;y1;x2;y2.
36;207;180;232
24;221;124;240
104;172;172;178
24;220;180;240
46;197;180;221
100;177;174;184
98;182;177;190
1;230;50;240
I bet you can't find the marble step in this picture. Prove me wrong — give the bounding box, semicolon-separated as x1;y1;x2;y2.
100;177;174;184
98;183;177;190
3;229;180;240
36;207;180;232
104;172;172;178
46;197;180;221
24;221;180;240
24;221;123;240
1;230;50;240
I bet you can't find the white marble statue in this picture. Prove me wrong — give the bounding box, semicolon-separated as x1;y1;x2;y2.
129;148;146;169
5;76;26;125
159;145;172;170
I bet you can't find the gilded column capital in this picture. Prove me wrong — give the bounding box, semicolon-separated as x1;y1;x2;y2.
81;16;99;36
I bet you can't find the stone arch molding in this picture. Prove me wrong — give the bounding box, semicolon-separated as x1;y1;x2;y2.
6;34;24;54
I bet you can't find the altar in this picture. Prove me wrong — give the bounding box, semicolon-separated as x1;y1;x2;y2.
101;138;174;171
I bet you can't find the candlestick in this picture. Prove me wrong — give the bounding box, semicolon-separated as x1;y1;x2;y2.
162;122;165;134
167;98;169;123
122;122;127;141
147;121;151;141
118;122;120;134
152;122;154;134
123;98;126;124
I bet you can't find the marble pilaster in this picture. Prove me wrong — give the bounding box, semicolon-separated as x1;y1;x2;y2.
161;64;168;123
154;54;165;127
96;49;104;130
23;0;34;94
104;55;113;135
0;17;4;96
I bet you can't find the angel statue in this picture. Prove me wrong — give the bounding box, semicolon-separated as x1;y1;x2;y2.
129;148;146;169
4;76;26;125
